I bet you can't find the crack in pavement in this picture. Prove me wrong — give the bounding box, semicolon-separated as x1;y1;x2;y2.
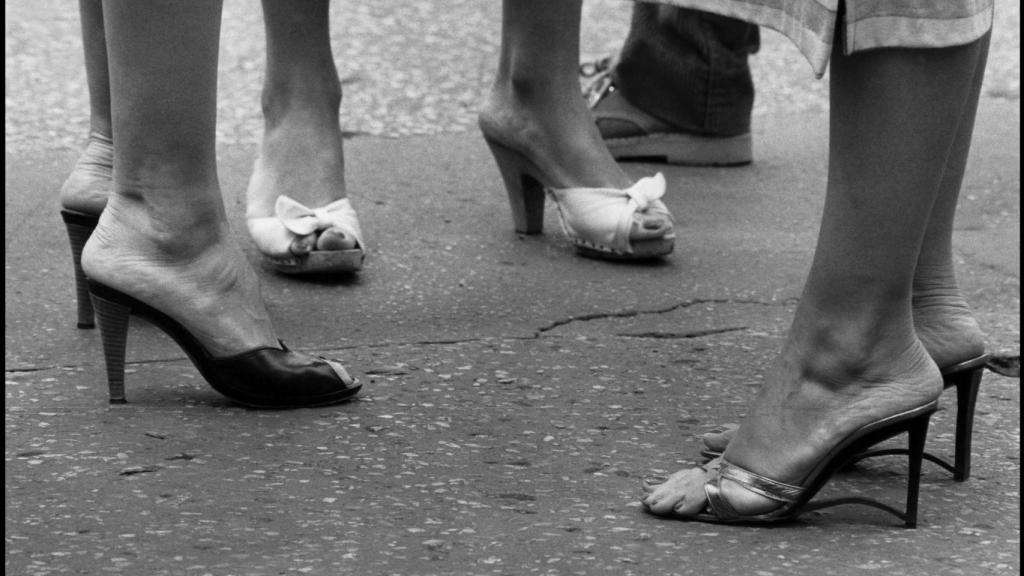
6;355;213;375
535;297;783;334
5;298;787;373
617;327;749;339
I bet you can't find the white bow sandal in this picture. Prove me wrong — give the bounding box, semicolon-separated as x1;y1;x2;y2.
247;195;366;275
484;137;675;260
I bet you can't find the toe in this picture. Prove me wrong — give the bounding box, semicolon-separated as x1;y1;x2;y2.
642;460;719;518
643;484;684;515
640;475;668;494
325;359;357;388
641;467;704;516
316;228;358;251
671;485;708;516
702;424;739;453
668;463;716;516
289;233;317;256
630;213;673;241
640;215;668;231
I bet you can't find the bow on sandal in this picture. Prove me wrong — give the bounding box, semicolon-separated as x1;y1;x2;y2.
549;173;675;258
247;195;366;275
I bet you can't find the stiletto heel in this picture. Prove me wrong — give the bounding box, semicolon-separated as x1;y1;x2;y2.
702;354;993;482
484;138;546;234
86;280;361;408
675;403;938;527
60;210;100;329
946;356;987;481
90;289;130;404
822;411;930;526
853;355;988;481
481;135;675;260
903;411;930;527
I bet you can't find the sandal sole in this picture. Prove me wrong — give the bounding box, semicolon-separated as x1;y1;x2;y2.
263;248;365;275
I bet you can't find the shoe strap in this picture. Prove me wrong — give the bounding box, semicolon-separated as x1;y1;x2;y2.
580;52;619;107
940;353;991;375
583;70;615;109
704;459;806;521
549;173;672;254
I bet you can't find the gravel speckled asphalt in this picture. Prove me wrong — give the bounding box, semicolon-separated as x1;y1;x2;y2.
5;2;1020;575
6;1;1019;150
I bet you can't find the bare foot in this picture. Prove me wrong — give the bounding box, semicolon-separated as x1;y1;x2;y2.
82;194;279;357
60;132;113;215
641;458;721;517
701;269;986;455
246;92;357;258
913;264;986;368
700;424;738;457
644;325;942;519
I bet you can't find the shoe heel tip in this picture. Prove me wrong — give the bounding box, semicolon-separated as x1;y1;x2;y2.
515;226;543;236
108;398;127;405
77;322;96;329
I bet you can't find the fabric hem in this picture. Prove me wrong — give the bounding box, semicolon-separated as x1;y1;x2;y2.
633;0;993;78
846;8;994;55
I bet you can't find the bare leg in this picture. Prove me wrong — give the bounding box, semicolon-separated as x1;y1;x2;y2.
82;0;278;356
700;35;992;456
643;37;990;518
60;0;113;214
480;0;671;241
913;36;991;368
246;0;356;258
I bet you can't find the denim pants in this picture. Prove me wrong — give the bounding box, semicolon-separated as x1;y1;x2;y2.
612;3;760;137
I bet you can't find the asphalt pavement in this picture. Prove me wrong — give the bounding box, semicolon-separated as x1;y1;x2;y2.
5;2;1020;575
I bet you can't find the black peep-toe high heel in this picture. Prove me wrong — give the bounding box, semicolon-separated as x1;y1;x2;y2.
88;280;361;408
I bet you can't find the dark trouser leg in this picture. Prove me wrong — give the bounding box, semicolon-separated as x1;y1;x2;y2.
613;4;758;136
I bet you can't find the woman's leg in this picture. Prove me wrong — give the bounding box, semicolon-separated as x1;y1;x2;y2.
247;0;355;257
480;0;671;240
482;0;629;188
82;0;278;356
697;35;992;459
913;35;992;368
60;0;113;214
644;36;990;517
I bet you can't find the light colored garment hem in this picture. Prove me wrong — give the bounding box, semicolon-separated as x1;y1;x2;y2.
638;0;993;77
845;9;994;58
